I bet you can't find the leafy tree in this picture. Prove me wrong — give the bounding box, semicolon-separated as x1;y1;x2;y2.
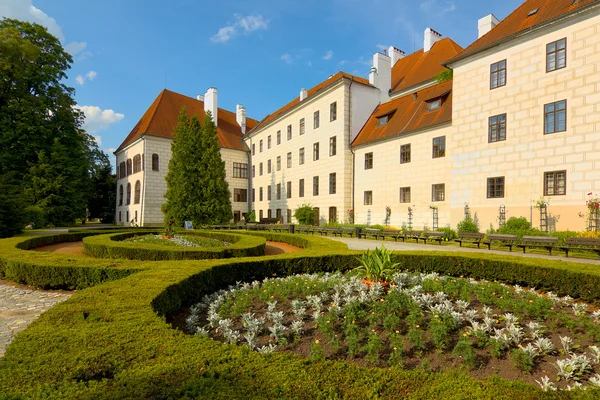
456;217;479;233
85;136;116;223
0;176;25;237
294;204;315;225
163;109;232;226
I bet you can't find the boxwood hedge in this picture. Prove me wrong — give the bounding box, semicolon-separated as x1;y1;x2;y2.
0;231;599;399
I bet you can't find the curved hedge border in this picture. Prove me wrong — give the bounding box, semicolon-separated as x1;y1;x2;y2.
0;232;599;399
82;231;267;261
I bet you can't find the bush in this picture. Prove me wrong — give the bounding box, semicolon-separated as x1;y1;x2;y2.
437;227;458;241
456;218;479;233
23;205;46;229
497;217;543;239
246;210;256;223
294;204;315;225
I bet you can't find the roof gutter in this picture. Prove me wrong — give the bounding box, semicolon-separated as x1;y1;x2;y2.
444;2;600;67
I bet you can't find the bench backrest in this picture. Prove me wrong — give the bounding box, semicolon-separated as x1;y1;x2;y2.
298;225;312;230
323;227;338;232
383;230;402;234
565;237;600;246
521;236;558;243
487;234;518;241
425;232;444;237
405;230;422;236
457;232;484;239
364;228;381;234
341;228;355;232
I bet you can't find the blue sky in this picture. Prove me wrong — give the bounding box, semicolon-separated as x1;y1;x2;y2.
1;0;523;163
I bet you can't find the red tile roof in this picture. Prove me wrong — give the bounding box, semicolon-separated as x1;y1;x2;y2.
116;89;258;152
447;0;598;64
352;80;453;147
391;38;463;93
248;71;372;134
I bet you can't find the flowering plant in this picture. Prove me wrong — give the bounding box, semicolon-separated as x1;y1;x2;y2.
581;193;600;231
586;193;600;213
348;208;355;224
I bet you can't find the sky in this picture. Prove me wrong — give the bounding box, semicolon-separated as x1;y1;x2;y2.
0;0;523;165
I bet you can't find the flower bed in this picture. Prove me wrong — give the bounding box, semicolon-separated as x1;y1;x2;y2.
123;234;228;248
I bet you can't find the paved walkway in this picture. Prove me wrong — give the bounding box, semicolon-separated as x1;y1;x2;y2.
0;281;72;357
328;237;600;265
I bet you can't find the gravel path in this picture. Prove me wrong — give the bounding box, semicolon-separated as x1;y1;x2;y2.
0;281;72;357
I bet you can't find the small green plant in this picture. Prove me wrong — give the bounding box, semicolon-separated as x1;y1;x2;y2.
164;219;175;238
353;245;400;282
456;218;479;233
453;336;477;369
407;326;424;351
437;227;457;241
246;211;256;223
310;340;326;362
511;348;535;373
364;332;384;365
294;204;315;225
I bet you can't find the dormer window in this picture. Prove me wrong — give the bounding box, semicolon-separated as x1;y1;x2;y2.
427;98;442;111
377;115;389;126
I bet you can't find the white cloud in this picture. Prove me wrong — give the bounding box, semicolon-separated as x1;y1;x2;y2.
93;135;102;146
307;61;313;67
76;106;125;134
64;41;87;56
420;0;456;16
75;71;98;85
376;44;388;51
210;13;269;43
86;71;98;81
323;50;333;61
280;54;293;64
76;75;85;85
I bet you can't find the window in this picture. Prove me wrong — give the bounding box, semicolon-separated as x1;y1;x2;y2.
287;125;292;140
287;209;292;224
330;102;337;122
259;162;263;176
299;148;305;165
490;60;507;89
544;100;567;134
134;181;141;204
126;183;131;204
276;209;282;222
427;98;441;111
233;162;248;178
432;136;445;158
489;114;507;142
135;211;138;222
119;185;123;206
329;136;337;157
276;156;281;171
277;130;281;145
268;135;272;149
364;152;373;169
259;187;263;201
377;115;389;126
267;159;272;174
313;176;319;196
234;189;248;202
252;188;255;202
487;177;505;198
400;144;411;164
299;179;305;197
547;38;566;72
287;152;292;168
152;154;159;171
314;111;320;129
126;211;129;223
259;210;263;220
267;185;272;201
299;118;305;135
252;165;256;178
364;191;373;205
268;209;272;218
133;154;142;173
119;211;121;222
329;173;336;194
287;181;292;198
544;171;566;196
119;162;126;178
399;187;411;203
329;207;337;223
276;183;281;200
252;144;256;156
432;184;445;202
126;159;132;175
260;140;263;152
313;142;320;161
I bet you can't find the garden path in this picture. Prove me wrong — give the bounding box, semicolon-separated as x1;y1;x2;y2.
329;237;600;265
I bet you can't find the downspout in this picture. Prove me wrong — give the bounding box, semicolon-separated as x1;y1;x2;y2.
349;78;355;216
141;136;147;226
247;137;253;218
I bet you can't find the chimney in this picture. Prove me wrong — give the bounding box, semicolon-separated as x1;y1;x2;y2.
204;87;218;126
424;28;442;52
300;88;307;101
370;51;391;102
388;46;405;66
478;14;499;38
196;94;204;101
236;104;247;135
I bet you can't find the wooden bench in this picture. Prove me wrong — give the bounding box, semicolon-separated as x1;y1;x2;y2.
270;225;289;233
297;225;315;234
516;236;558;255
380;230;404;241
361;228;381;239
339;227;355;237
312;227;325;235
482;234;518;252
400;230;422;243
559;238;600;259
320;227;340;236
454;232;484;248
419;231;444;245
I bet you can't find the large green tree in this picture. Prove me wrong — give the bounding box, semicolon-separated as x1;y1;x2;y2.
163;109;232;226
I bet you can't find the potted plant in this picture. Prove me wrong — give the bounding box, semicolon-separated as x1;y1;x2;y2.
353;245;400;288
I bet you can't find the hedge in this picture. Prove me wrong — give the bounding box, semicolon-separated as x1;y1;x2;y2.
82;231;267;261
1;231;600;399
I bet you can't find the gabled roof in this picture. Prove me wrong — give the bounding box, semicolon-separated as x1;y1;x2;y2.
116;89;258;152
391;38;463;94
447;0;599;65
352;80;453;147
248;71;372;134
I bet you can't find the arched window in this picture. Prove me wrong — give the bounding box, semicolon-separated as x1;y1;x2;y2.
152;153;159;171
119;185;123;206
133;154;141;173
126;183;131;205
134;181;141;204
119;162;126;178
126;159;132;175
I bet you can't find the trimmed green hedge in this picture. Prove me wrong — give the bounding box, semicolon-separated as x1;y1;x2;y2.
83;231;267;261
1;231;600;398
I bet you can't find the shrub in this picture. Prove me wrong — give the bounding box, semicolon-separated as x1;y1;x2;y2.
497;217;544;239
246;211;256;223
456;218;479;233
23;205;46;229
437;227;457;241
294;204;315;225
